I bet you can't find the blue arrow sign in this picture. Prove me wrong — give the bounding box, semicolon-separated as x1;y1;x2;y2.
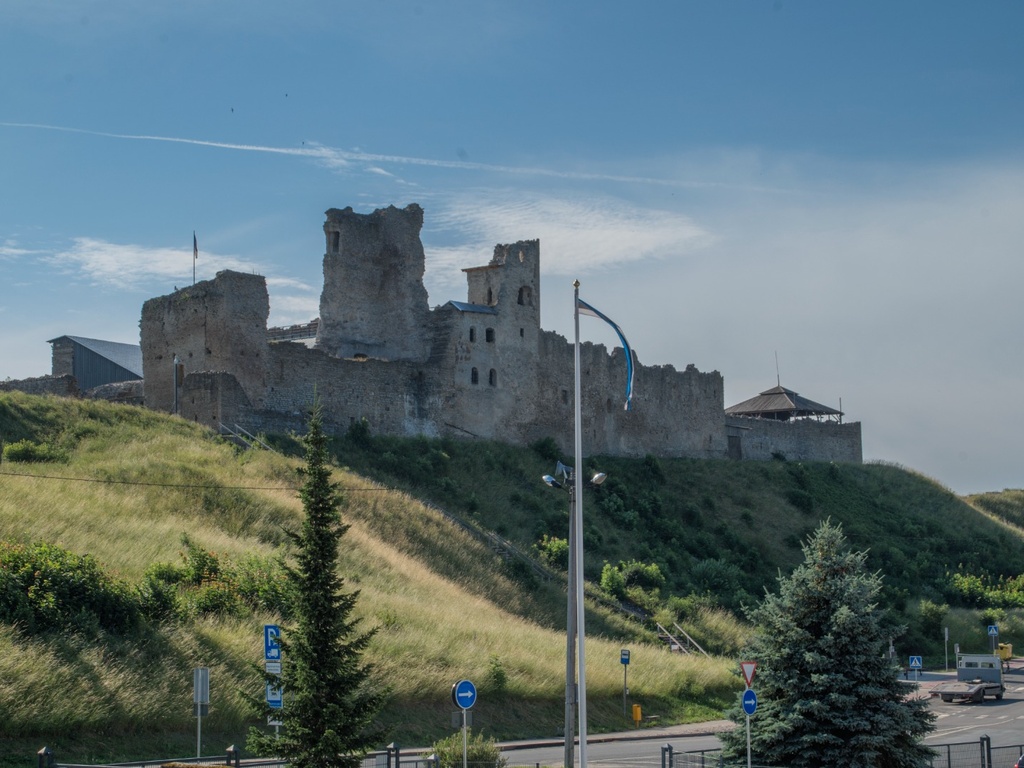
909;656;923;669
264;624;281;661
453;679;477;710
742;688;757;716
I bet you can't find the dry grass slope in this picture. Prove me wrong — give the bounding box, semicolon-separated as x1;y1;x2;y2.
0;392;740;763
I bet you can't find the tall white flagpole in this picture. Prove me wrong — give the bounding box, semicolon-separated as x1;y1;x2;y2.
572;279;588;768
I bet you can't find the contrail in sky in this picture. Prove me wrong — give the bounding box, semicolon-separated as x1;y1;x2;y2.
0;121;788;193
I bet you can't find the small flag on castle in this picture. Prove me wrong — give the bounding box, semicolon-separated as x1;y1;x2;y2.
193;231;198;285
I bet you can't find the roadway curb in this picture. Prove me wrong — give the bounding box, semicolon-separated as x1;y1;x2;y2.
497;721;735;752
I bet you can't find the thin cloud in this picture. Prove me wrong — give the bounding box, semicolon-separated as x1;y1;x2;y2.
423;192;714;295
0;242;39;259
50;237;265;290
1;122;789;192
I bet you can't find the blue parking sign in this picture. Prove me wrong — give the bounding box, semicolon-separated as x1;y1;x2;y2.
265;624;281;661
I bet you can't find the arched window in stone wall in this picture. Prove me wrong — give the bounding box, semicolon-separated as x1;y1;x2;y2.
471;368;479;385
331;231;340;252
489;368;497;386
485;328;495;342
487;287;493;305
469;327;476;342
517;286;533;306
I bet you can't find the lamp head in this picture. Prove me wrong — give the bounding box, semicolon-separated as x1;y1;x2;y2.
542;474;563;489
590;472;607;486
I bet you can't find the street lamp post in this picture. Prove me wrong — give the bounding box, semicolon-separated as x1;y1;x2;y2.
543;465;605;768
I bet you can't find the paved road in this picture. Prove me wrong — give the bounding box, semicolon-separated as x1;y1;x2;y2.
495;666;1024;766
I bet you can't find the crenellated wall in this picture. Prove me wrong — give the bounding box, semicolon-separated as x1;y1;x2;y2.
139;203;860;464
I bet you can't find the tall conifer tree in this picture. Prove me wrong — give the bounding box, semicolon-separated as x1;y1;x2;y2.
720;520;934;768
248;403;386;767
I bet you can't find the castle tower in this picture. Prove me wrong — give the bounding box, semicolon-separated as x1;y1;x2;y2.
316;204;431;362
140;270;270;415
463;239;541;327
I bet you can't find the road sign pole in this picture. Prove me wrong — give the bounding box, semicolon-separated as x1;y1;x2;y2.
746;711;751;768
462;708;467;768
621;649;630;718
193;667;210;759
623;664;628;717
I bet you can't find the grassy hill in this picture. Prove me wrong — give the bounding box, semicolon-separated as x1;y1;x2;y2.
327;428;1024;617
3;391;1024;765
0;392;735;766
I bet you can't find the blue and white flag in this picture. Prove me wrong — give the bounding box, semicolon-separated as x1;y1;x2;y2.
576;297;635;410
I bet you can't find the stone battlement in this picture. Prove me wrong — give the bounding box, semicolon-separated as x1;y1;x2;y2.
139;204;860;463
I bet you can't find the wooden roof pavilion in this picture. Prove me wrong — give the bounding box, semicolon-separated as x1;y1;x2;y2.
725;384;843;423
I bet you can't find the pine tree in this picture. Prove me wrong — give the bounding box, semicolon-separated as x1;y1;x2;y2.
248;403;386;767
720;520;934;768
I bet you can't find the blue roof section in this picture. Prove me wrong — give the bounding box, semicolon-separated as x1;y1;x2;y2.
48;335;144;377
446;300;498;315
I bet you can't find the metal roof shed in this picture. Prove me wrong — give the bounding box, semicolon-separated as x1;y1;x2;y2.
48;335;143;391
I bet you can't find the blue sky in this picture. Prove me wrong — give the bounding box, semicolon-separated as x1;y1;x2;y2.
2;1;1022;495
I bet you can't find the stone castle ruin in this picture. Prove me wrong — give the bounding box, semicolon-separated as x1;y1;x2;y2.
139;203;861;463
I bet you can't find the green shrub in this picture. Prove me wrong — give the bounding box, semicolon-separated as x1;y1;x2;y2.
146;539;294;620
487;654;508;693
600;562;627;600
534;535;569;571
620;560;666;591
2;439;66;463
429;729;507;768
0;566;34;629
346;417;373;449
234;554;294;616
0;540;140;634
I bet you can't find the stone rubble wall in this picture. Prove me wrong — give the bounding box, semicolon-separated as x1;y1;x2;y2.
726;415;862;463
0;374;79;398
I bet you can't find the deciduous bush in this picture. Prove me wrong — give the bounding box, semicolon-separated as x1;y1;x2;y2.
2;439;66;463
0;541;140;634
430;729;507;768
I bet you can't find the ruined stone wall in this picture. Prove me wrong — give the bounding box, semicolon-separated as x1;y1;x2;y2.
726;415;862;463
50;338;75;377
179;371;253;429
85;380;145;405
317;205;431;362
0;375;79;397
142;272;270;413
135;204;860;466
533;331;726;458
262;342;444;439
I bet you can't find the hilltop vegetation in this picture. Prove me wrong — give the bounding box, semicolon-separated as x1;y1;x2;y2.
2;391;1024;765
326;425;1024;619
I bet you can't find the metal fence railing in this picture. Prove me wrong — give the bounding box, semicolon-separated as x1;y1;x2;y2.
39;735;1024;768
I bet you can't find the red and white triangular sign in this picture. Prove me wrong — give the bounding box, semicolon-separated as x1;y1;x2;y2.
740;661;757;688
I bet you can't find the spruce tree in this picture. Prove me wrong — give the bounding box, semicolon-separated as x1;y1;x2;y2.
248;403;386;767
720;520;934;768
